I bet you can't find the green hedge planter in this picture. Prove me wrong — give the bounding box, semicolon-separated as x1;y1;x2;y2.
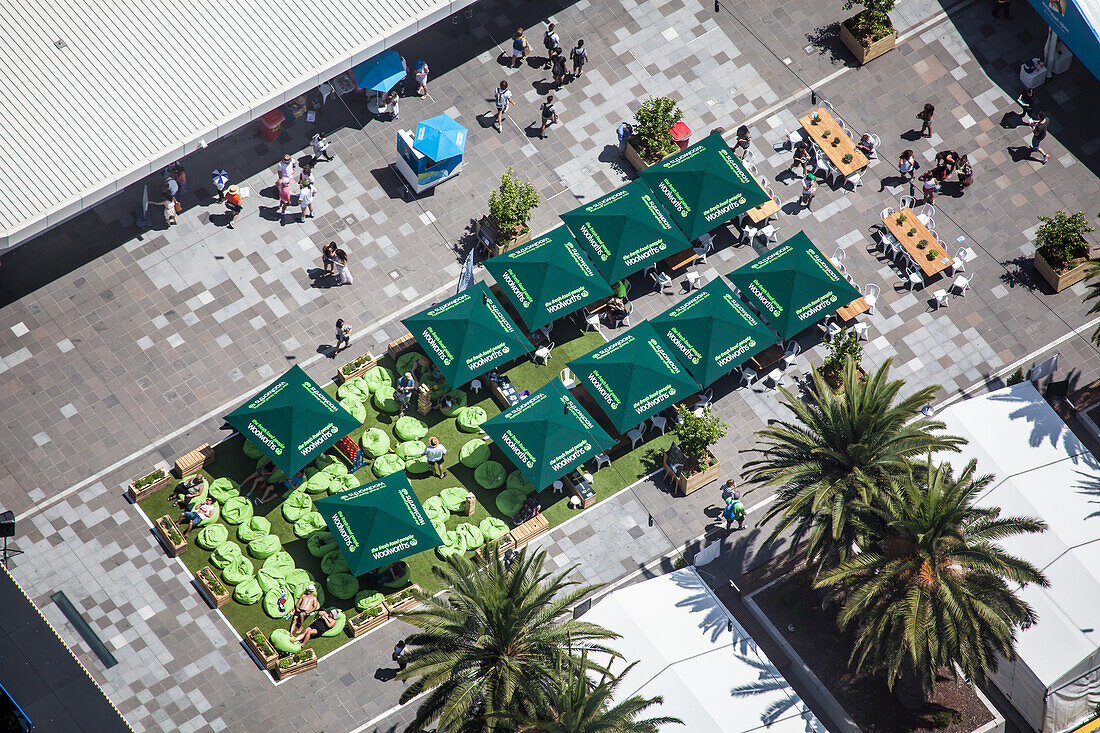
394;416;428;442
222;555;255;585
208;477;240;504
262;551;295;579
237;516;272;544
364;365;395;393
233;577;263;605
327;573;359;600
294;512;327;538
248;534;282;559
496;488;527;517
479;516;509;541
395;351;426;377
270;628;302;653
440;486;469;513
355;590;385;612
263;586;294;619
282;491;312;523
307;532;335;557
475;461;507;490
423;496;448;524
373;386;399;413
440;389;467;417
372;453;405;477
221;496;254;525
506;471;536;495
456;406;489;432
196;523;229;550
210;541;244;569
455;522;485;550
360;428;391;458
460;439;491;468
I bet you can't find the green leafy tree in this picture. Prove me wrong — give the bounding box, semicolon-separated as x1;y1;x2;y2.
488;168;541;243
819;327;863;389
742;358;963;570
672;405;727;471
632;96;682;162
397;545;620;732
1035;210;1093;271
815;458;1048;697
842;0;897;42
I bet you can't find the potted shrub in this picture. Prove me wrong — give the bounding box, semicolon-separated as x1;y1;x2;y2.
1033;210;1095;292
820;328;864;391
153;514;188;557
127;467;171;502
245;627;279;669
670;406;728;496
896;213;908;226
927;248;940;261
275;648;317;679
348;600;390;637
841;153;854;165
195;566;230;608
384;584;423;615
838;0;898;65
916;238;927;249
822;130;831;140
623;96;683;171
479;168;540;257
337;351;376;384
907;228;917;237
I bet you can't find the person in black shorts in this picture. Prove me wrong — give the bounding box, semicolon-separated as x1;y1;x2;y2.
294;608;337;645
1027;111;1051;164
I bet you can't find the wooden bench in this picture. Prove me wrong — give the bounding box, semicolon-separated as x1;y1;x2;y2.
174;443;214;478
387;333;418;360
508;514;549;547
476;533;516;562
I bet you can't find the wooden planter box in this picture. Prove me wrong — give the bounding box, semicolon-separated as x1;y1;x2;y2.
839;15;896;65
274;648;317;679
347;605;390;637
152;515;188;557
127;469;171;502
336;351;378;384
173;443;214;478
1034;250;1094;293
477;216;532;258
244;627;279;670
387;333;418;360
384;584;423;615
476;533;516;562
674;449;721;497
622;138;675;172
195;566;231;608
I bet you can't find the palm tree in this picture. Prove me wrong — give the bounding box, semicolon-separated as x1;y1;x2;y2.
742;358;963;570
814;458;1049;697
494;662;683;733
396;545;621;733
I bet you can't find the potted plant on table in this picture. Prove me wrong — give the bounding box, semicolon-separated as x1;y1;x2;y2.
623;95;683;171
479;168;540;258
1033;210;1095;292
820;327;864;392
670;406;728;496
838;0;898;65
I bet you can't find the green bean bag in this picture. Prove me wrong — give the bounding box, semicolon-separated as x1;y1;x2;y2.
261;551;295;579
364;365;395;393
373;453;405;477
436;530;466;559
256;567;283;594
294;512;327;538
395;416;428;441
242;440;263;459
496;488;527;517
399;440;429;475
248;534;281;559
307;531;335;557
339;398;368;424
233;577;263;605
440;486;469;513
460;439;491;468
196;501;221;527
210;541;243;569
270;628;302;653
282;490;312;522
507;471;536;495
221;496;254;525
456;522;485;550
337;377;371;401
432;519;448;538
237;516;271;543
360;428;391;458
284;569;313;596
321;610;347;637
475;461;507;490
208;477;240;504
396;351;426;377
327;573;359;600
302;471;333;494
373;386;399;413
439;389;467;417
196;523;229;550
355;590;385;612
222;555;254;585
321;549;350;575
263;586;294;619
328;473;359;495
320;458;349;477
479;516;510;542
422;495;448;524
457;406;489;432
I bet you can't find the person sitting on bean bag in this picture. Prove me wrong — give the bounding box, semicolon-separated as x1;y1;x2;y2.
172;475;204;508
175;497;216;538
432;392;454;412
255;469;304;505
289;584;320;636
294;608;338;645
242;460;275;497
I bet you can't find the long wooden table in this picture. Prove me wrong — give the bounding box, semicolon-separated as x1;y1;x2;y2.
798;108;868;178
745;172;780;224
748;342;784;370
881;207;954;277
662;248;699;273
835;296;869;321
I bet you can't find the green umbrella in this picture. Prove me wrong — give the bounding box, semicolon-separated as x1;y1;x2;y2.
225;365;361;477
402;281;532;386
560;179;692;283
483;225;613;330
639;131;770;241
567;321;699;434
649;279;777;387
481;380;614;490
725;231;861;340
314;473;442;576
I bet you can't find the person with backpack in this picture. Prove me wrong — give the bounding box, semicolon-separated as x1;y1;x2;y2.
550;48;567;89
334;319;351;354
616;121;633;155
542;23;560;69
723;493;746;532
493;80;512;132
510;28;528;68
539;95;558;139
570;40;588;77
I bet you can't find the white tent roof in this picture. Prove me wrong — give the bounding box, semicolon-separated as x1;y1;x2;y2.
938;382;1100;689
583;568;824;732
0;0;474;251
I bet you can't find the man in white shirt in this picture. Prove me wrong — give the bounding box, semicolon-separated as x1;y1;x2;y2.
493;80;513;132
277;153;295;182
542;23;560;70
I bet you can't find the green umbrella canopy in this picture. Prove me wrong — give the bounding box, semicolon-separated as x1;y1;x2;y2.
483;226;613;331
314;473;442;576
560;179;692;283
225;365;361;476
726;231;861;340
481;380;614;490
402;281;533;386
639;131;770;241
649;279;778;387
567;321;700;434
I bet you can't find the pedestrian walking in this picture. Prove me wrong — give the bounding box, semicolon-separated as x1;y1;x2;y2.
789;142;810;177
800;173;817;209
298;180;315;220
396;372;416;416
542;23;560;69
570;40;587;77
167;161;187;195
550;48;567;89
321;241;337;274
335;319;351;353
277;177;292;218
333;249;353;286
413;59;429;97
920;171;939;203
153;183;179;226
392;639;407;670
539;95;558;138
916;103;935;138
733;125;751;159
616;121;634;155
164;174;180;200
511;28;529;68
493;80;513;132
720;478;737;503
277;153;296;182
992;0;1013;18
311;133;334;164
1015;87;1037;123
898;149;918;188
211;169;229;202
723;493;746;532
225;184;243;228
425;436;447;478
385;90;400;120
1027;110;1051;164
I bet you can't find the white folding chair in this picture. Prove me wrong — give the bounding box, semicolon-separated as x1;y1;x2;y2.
951;247;974;275
593;452;611;470
533;341;554;365
832;248;846;264
843;171;863;191
919;203;935;222
695;388;714;411
899;195;917;210
738;366;757;387
786;130;803;150
627;428;644;450
782;340;801;369
952;274;971;295
932;289;949;309
583;312;601;331
614;302;633;328
863;283;879;315
760;223;780;245
650;415;668;435
651;270;673;293
906;268;924;291
740;224;760;245
871;133;881;149
880;206;894;220
560;367;577;389
821;315;842;338
742;149;756;166
765;367;786;390
684;271;702;290
853;322;870;340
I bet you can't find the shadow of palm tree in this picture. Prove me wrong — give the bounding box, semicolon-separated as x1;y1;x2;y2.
730;653;815;729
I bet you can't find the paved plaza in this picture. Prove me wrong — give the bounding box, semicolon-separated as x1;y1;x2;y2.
2;0;1100;730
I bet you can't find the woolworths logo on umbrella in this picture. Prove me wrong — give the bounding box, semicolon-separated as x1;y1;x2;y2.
717;335;757;366
247;380;288;409
750;244;792;270
586;188;630;212
669;289;709;318
333;510;359;552
648;338;683;374
427;294;468;317
501;429;537;467
658;179;691;218
421;326;454;366
485;297;516;332
511;235;553;257
642;194;673;230
664;327;702;365
560;394;595;429
720;148;752;184
807;247;842;281
298;422;339;456
587;372;620;410
400;486;428;528
546;286;590;314
371;534;418;561
550;439;593;472
592;334;634;360
303;380;339;411
466;342;510;371
566;242;597;277
504;391;546;418
795;292;838;322
580;224;610;260
248;420;285;455
724;293;757;323
632;385;676;415
502;269;533;308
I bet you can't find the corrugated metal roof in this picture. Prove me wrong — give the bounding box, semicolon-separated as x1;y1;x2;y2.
0;0;472;250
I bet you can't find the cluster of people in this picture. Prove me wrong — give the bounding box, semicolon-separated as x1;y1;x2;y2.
720;479;746;532
911;149;973;203
320;242;353;285
492;24;589;138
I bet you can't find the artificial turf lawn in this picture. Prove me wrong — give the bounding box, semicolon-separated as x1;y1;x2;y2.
136;321;674;662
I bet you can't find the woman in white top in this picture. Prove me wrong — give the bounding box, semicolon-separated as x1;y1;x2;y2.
898;149;917;183
298;182;315;221
333;249;353;285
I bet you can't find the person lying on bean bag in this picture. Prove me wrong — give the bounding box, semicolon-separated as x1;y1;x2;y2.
175;497;216;538
294;608;339;646
289;584;321;636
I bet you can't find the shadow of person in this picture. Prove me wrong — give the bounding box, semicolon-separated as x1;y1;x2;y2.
374;667;399;682
900;129;923;142
317;344;339;359
1008;146;1039;163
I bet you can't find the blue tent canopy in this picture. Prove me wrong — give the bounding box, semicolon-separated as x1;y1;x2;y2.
352;50;407;93
414;115;468;161
1027;0;1100;82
